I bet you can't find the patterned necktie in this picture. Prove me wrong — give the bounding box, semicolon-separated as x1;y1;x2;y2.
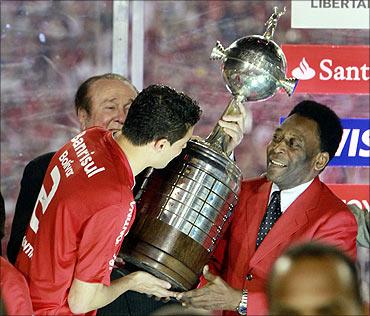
256;191;281;248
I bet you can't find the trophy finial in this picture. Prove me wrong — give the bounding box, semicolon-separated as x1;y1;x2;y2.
263;6;286;41
210;41;226;60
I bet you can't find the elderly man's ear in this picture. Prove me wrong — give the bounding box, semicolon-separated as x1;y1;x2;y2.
314;152;330;171
77;108;89;130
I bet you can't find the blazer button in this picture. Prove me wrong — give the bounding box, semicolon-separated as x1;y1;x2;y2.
246;273;253;281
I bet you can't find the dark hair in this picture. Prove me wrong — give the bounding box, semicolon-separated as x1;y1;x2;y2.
267;242;363;307
74;73;138;115
122;84;201;145
288;100;342;161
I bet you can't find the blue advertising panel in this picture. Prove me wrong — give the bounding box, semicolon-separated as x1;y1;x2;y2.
279;117;369;167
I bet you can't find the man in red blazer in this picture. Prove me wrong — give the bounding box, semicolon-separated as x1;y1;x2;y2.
177;100;358;315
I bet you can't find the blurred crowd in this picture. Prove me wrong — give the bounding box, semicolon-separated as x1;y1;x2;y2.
1;0;369;303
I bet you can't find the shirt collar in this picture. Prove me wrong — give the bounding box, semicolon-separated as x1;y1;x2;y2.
105;132;136;190
270;179;314;213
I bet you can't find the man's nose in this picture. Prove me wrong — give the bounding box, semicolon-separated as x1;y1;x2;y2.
116;107;128;124
273;139;287;153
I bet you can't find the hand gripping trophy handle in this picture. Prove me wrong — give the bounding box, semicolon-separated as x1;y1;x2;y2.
205;95;244;154
205;40;246;155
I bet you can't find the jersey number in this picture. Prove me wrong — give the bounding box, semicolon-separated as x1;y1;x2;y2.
30;166;61;233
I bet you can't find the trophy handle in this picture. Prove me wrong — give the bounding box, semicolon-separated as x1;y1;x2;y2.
205;96;243;154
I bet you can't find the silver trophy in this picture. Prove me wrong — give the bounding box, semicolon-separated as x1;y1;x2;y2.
206;6;298;152
121;7;298;291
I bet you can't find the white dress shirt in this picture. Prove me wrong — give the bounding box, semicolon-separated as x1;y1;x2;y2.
270;179;314;213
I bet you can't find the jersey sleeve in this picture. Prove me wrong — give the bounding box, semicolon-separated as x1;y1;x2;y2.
74;204;130;286
0;257;34;315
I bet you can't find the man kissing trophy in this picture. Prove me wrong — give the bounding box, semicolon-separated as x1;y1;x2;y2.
121;7;298;291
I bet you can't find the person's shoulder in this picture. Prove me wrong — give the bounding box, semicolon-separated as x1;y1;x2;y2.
0;257;25;283
70;127;109;142
22;152;56;179
241;175;268;191
26;152;55;168
320;182;352;210
315;181;357;222
84;126;109;137
236;176;269;204
77;127;111;147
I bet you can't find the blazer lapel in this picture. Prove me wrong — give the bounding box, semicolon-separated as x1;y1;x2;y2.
250;177;322;266
246;180;272;261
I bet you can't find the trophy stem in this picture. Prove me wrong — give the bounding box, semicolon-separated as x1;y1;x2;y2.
205;96;243;154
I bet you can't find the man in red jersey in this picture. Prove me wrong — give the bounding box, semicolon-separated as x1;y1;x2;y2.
8;73;249;315
7;73;138;264
8;73;248;265
16;84;202;315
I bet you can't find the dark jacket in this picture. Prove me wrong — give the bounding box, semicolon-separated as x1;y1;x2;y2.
7;152;55;263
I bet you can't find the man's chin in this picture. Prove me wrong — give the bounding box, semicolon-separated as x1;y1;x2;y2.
266;173;275;183
266;169;282;183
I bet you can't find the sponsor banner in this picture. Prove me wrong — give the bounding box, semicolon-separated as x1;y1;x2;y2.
328;184;369;211
282;44;369;94
291;0;369;29
279;118;370;167
332;118;370;166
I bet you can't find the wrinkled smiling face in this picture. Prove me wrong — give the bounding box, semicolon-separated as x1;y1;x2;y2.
266;114;323;190
80;78;137;132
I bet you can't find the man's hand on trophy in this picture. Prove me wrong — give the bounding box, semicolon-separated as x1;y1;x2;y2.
127;271;177;299
175;265;242;311
219;103;252;154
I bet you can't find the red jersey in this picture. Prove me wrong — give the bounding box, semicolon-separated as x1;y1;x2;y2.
16;127;136;315
0;257;33;315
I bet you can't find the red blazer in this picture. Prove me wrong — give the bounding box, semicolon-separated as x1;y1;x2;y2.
210;176;357;315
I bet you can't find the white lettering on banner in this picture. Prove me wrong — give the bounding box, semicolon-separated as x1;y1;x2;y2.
70;131;106;178
343;199;370;211
311;0;369;9
291;0;369;29
21;236;34;258
320;59;369;81
290;58;369;82
335;129;370;157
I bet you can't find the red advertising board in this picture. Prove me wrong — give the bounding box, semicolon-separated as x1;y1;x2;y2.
282;45;369;94
328;184;369;211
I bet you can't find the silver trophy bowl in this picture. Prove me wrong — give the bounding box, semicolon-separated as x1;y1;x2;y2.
220;35;297;101
210;7;298;103
207;6;298;152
